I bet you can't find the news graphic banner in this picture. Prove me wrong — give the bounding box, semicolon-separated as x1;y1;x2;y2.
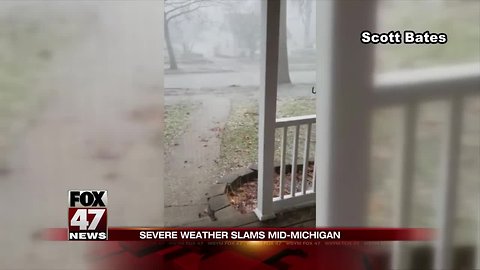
58;189;435;242
44;227;435;242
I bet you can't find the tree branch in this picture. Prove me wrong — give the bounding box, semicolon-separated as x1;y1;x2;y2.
166;3;213;23
165;0;197;16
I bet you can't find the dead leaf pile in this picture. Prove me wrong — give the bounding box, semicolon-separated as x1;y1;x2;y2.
228;163;315;214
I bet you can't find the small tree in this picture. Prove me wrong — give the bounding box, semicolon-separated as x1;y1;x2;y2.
164;0;217;70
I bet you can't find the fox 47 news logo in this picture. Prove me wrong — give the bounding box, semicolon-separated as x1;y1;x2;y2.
68;190;108;240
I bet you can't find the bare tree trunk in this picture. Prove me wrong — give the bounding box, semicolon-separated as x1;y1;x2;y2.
278;0;291;84
164;18;178;70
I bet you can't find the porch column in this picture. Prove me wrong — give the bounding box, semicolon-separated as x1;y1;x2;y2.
315;0;377;226
254;0;281;221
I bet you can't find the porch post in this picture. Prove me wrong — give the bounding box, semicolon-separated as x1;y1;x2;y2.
315;0;377;226
254;0;281;221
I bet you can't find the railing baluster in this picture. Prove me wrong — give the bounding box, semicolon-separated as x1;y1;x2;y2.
434;97;463;270
302;123;312;194
312;156;316;192
291;125;300;197
279;126;287;199
391;103;417;270
274;115;315;208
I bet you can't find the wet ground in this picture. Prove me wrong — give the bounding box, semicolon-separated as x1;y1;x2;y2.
163;83;316;226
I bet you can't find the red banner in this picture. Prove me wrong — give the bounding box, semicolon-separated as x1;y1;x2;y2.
42;227;435;242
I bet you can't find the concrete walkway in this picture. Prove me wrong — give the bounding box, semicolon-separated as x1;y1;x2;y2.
164;96;231;226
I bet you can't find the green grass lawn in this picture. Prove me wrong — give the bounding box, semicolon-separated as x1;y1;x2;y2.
219;97;316;173
163;102;198;149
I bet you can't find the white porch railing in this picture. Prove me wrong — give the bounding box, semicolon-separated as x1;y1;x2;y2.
259;63;479;269
373;63;480;269
272;115;316;212
257;2;479;267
